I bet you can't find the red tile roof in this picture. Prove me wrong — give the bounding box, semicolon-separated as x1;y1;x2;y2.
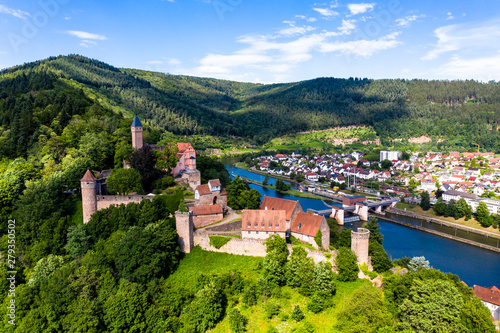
209;179;221;187
291;212;324;237
473;285;500;306
189;204;223;216
177;142;194;154
260;196;301;221
195;184;212;195
80;170;97;182
242;209;286;232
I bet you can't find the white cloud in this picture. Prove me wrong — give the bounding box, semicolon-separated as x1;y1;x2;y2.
295;14;317;22
313;7;339;17
431;55;500;81
338;19;356;35
319;33;400;57
422;20;500;61
396;14;425;27
67;30;107;40
146;61;163;64
167;58;181;65
278;25;316;37
79;40;97;48
446;12;454;20
0;5;30;19
347;3;375;15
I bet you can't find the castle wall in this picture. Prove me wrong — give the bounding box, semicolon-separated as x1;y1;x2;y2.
197;191;219;206
96;195;153;211
193;213;223;228
242;230;286;241
351;227;370;265
320;218;330;249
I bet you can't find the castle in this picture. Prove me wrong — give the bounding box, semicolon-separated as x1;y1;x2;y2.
131;116;201;189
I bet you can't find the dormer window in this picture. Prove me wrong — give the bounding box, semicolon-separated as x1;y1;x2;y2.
261;223;265;228
298;223;302;230
247;223;251;228
275;224;279;228
254;223;258;228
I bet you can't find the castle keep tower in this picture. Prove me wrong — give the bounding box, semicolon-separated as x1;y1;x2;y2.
81;170;98;224
351;227;370;265
131;115;143;150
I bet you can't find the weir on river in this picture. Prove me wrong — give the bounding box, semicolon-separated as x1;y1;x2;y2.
226;165;500;287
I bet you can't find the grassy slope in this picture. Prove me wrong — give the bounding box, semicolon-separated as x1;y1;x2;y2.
168;247;372;333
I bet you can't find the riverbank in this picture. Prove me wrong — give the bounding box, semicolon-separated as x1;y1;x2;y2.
395;202;500;237
374;212;500;253
241;177;324;200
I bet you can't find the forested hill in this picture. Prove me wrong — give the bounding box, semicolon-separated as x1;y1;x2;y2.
3;54;500;155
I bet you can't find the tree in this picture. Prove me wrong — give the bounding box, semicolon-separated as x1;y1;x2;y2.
27;254;65;287
113;220;179;284
334;285;392;333
399;279;464;332
476;201;491;226
310;262;336;297
238;189;262;209
460;297;496;333
337;229;351;248
381;159;392;170
227;177;250;209
369;242;392;272
130;145;159;192
275;179;290;192
433;197;446;215
228;308;248;333
64;225;90;258
263;235;288;286
408;256;430;271
419;191;430;211
285;246;314;292
78;132;114;170
365;217;383;244
155;142;179;174
290;305;305;322
113;140;133;168
181;282;225;333
335;247;359;282
262;175;269;186
106;168;143;194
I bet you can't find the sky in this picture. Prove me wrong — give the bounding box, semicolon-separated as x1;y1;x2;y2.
1;0;500;83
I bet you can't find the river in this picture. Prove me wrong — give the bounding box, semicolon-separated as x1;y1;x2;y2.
227;166;500;287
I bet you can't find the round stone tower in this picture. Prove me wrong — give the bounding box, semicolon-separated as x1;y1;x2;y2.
351;227;370;265
131;115;143;150
81;170;98;224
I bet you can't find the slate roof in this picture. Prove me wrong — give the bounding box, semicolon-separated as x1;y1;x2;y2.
242;209;287;232
260;196;301;221
290;212;324;237
81;170;97;182
131;116;142;127
473;285;500;306
189;204;223;216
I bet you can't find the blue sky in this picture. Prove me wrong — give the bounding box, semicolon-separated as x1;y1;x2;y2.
1;0;500;83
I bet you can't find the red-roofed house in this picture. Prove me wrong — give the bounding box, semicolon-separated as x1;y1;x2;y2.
260;196;303;233
195;179;227;207
189;204;223;228
242;209;287;240
290;212;330;249
173;143;196;177
473;285;500;321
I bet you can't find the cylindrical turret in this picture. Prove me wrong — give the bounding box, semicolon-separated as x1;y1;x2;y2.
81;170;97;224
351;227;370;265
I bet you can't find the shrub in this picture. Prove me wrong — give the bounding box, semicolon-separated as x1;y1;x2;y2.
209;236;231;249
266;302;281;319
290;305;305;322
360;263;378;279
228;308;247;333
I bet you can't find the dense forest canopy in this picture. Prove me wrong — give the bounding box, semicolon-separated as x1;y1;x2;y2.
2;54;500;157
